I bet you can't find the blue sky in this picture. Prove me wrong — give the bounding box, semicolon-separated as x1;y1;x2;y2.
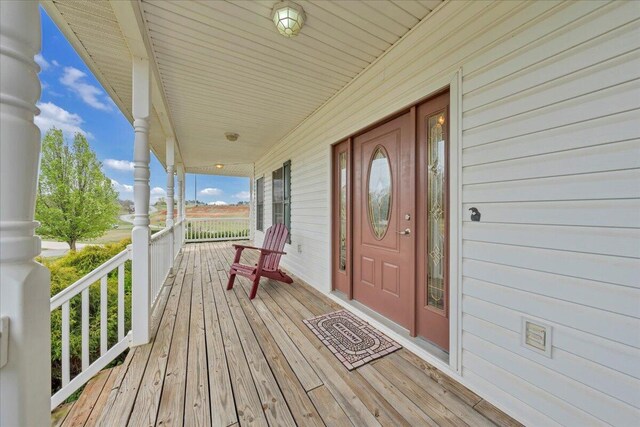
36;7;249;205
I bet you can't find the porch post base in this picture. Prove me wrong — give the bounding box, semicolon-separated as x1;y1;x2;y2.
0;262;51;425
130;226;150;346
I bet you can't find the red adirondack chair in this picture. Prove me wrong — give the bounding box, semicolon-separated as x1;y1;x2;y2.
226;223;293;299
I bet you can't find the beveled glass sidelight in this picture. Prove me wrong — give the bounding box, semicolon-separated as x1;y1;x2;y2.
426;111;447;311
339;152;347;271
368;146;392;240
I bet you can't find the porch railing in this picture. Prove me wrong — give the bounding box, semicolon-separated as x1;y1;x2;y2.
48;215;249;410
151;226;172;307
185;217;250;242
50;247;131;409
50;221;183;410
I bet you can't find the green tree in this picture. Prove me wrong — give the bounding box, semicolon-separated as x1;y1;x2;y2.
36;128;120;250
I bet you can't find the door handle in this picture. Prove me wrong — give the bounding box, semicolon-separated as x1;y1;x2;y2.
398;228;411;235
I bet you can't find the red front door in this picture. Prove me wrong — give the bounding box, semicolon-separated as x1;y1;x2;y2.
352;112;415;330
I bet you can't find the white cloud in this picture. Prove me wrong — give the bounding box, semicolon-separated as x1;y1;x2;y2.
233;191;250;201
150;187;166;204
208;201;228;206
200;187;222;196
110;181;167;203
111;179;133;193
52;60;60;67
104;159;135;171
111;179;133;201
60;66;112;111
35;54;50;71
35;101;92;140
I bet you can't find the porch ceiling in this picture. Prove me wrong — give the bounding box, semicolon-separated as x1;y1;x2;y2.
42;0;177;168
43;0;443;175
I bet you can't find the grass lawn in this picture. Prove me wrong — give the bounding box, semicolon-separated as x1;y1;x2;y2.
80;219;133;245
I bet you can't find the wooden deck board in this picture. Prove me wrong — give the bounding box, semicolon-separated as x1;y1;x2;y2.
231;281;324;427
257;276;408;427
95;253;180;427
77;241;520;427
307;385;353;427
63;368;111;427
219;271;296;427
185;246;212;426
217;244;323;392
214;245;296;427
372;357;470;427
156;245;195;426
216;244;324;427
359;364;439;427
208;248;268;427
127;250;189;426
201;243;238;426
244;272;386;426
385;352;495;427
85;367;120;426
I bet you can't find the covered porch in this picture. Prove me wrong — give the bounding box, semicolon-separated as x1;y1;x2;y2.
1;0;638;426
54;241;518;427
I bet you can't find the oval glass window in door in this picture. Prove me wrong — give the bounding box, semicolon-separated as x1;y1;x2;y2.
368;146;392;240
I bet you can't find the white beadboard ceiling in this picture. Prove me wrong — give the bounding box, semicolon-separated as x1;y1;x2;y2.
44;0;443;175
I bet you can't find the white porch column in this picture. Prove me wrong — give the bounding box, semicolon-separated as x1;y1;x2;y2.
165;137;174;271
176;164;183;223
181;171;186;219
178;165;186;246
0;2;51;425
130;57;151;347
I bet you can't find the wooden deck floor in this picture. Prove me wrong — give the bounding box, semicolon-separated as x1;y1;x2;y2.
60;242;521;427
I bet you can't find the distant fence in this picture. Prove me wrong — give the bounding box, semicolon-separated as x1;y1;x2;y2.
185;217;250;242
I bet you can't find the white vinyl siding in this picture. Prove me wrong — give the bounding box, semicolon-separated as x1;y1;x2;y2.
252;1;640;425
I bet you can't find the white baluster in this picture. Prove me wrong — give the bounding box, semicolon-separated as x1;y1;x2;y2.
118;264;125;341
82;288;89;370
100;276;108;356
62;302;70;386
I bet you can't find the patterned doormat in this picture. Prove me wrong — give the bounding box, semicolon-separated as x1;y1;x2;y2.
303;309;402;370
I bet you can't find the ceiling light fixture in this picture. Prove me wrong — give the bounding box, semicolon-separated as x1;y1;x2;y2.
215;164;224;169
272;1;305;38
225;132;239;142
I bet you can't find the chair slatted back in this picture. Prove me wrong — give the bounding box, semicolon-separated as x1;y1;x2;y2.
262;223;289;271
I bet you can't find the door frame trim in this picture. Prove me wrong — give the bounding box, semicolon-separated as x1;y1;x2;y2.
329;69;462;373
448;69;462;374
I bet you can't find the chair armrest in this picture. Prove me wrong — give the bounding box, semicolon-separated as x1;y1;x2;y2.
233;244;286;255
232;244;263;251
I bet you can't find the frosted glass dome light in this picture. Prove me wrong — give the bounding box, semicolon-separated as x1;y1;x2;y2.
272;1;306;38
